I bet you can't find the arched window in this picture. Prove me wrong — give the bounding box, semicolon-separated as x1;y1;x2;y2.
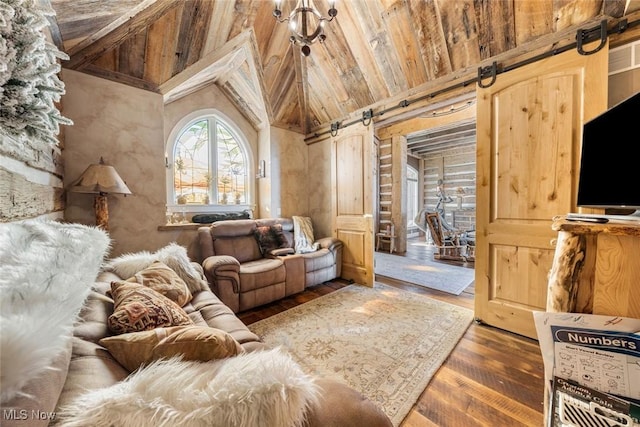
166;111;252;213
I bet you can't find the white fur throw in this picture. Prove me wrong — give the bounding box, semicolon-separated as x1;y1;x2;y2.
103;242;207;293
55;348;320;427
0;220;110;403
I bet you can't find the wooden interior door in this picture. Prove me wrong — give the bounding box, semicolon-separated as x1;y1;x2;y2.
474;41;608;339
332;122;375;286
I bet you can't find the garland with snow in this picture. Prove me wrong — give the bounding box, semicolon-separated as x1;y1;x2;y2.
0;0;72;148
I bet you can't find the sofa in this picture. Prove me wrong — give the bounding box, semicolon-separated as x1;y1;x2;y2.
199;217;342;313
0;220;390;427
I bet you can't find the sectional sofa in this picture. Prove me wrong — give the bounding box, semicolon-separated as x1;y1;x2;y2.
0;220;390;427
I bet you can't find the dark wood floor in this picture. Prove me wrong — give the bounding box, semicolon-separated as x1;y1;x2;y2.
238;238;545;427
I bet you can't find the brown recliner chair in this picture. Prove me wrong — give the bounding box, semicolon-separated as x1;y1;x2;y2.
198;218;342;313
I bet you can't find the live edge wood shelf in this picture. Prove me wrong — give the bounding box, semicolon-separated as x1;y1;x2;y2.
546;216;640;318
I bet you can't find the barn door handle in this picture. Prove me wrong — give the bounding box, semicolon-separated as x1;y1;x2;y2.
477;62;497;88
576;20;607;55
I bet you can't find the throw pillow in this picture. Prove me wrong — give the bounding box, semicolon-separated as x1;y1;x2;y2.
100;326;244;372
254;224;288;255
55;348;320;427
126;261;192;306
292;216;320;253
103;243;207;294
108;281;193;335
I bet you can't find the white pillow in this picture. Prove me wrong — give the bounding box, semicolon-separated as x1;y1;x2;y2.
103;243;207;293
55;348;320;427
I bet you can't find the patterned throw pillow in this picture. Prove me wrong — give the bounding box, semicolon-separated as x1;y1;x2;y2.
125;261;192;306
108;281;193;335
254;224;288;255
100;326;244;372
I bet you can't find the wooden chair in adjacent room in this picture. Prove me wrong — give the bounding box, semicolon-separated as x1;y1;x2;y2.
425;212;467;262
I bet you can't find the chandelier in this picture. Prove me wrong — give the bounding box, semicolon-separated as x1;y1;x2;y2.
273;0;337;56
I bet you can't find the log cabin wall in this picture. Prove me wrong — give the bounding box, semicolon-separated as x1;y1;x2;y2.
0;137;65;223
422;145;477;235
608;39;640;105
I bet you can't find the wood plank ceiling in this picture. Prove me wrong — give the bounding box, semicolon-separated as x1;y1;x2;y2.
47;0;640;140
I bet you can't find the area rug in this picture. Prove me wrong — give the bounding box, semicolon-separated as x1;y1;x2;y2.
248;283;474;426
375;250;474;295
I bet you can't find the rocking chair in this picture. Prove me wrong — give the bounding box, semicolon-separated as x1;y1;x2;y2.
425;212;468;262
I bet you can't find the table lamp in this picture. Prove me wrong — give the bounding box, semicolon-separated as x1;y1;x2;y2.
68;157;132;231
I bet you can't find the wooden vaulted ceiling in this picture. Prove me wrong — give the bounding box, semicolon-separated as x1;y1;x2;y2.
46;0;640;137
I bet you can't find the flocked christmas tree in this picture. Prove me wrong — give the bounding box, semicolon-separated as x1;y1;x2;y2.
0;0;72;149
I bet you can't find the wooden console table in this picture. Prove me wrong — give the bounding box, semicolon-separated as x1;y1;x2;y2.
546;216;640;317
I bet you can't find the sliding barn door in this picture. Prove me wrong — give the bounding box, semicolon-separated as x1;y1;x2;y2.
475;42;608;339
331;122;376;286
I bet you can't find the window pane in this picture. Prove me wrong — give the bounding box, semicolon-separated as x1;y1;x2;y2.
174;119;211;204
216;122;246;205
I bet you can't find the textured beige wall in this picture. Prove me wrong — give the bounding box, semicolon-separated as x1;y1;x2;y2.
270;127;307;218
307;137;332;238
62;70;199;259
61;70;308;260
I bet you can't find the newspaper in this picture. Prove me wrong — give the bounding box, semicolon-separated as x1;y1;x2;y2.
533;312;640;426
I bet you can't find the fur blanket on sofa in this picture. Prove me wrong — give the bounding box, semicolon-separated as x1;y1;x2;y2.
55;348;320;427
0;220;110;403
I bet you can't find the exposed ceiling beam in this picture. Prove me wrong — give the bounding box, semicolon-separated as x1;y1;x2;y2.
292;46;309;134
65;0;180;70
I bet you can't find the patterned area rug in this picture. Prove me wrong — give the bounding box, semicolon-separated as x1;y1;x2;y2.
248;283;474;426
375;250;474;295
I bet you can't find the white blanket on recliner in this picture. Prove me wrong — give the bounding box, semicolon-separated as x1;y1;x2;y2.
292;216;319;253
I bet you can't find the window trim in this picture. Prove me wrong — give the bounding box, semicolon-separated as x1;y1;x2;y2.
165;109;255;214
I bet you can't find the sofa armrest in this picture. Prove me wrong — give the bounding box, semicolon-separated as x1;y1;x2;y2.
315;237;343;252
202;255;241;292
269;247;295;257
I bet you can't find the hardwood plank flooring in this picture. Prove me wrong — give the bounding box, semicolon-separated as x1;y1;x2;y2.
238;239;545;427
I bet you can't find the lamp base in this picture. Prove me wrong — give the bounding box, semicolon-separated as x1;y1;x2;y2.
94;194;109;231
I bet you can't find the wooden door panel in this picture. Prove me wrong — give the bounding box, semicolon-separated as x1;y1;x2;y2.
475;41;608;339
490;244;553;306
494;77;576;221
337;229;367;279
336;139;364;215
332;123;375;286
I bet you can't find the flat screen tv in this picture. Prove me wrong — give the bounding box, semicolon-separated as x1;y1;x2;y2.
576;91;640;212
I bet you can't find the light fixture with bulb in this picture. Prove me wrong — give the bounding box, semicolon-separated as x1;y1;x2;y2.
273;0;337;57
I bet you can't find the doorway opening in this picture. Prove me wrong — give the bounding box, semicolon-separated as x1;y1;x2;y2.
374;114;476;296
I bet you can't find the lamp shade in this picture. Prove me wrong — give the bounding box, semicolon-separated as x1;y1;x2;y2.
69;157;132;195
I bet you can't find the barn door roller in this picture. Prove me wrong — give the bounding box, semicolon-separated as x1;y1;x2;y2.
477;61;498;88
576;19;607;55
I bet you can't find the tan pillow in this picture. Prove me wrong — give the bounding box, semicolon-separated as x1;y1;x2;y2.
99;326;244;372
125;261;192;306
107;281;193;335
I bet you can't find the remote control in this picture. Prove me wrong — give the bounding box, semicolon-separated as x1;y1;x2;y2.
566;215;609;223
